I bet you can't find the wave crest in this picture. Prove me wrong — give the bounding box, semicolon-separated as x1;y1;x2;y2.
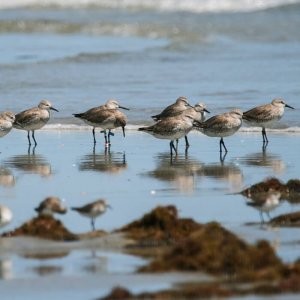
2;0;300;13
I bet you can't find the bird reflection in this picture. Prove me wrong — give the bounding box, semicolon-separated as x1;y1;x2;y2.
0;166;16;187
31;265;63;277
0;258;13;279
82;252;108;274
3;152;52;177
239;150;285;174
145;152;203;194
197;153;243;191
79;147;127;174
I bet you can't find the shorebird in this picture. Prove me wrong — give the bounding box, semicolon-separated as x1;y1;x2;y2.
243;98;294;144
73;99;129;146
246;192;281;223
139;110;196;156
0;205;13;228
35;197;67;216
0;112;17;138
151;96;192;121
13;100;59;146
71;199;111;231
194;109;243;153
177;102;210;148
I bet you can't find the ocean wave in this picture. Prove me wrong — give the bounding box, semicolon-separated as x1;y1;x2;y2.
2;0;300;13
43;124;300;133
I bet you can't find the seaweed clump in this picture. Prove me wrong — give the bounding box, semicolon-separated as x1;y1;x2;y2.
100;284;232;300
117;205;203;246
140;222;283;277
270;211;300;226
2;215;78;241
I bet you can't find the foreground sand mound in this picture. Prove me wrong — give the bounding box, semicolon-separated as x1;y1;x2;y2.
140;222;283;276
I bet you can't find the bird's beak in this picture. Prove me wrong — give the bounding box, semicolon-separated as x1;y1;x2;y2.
119;105;130;111
50;107;59;112
122;126;126;137
203;108;210;113
187;103;194;108
285;104;295;109
107;204;112;210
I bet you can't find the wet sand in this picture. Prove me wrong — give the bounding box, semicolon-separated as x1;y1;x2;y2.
0;128;300;298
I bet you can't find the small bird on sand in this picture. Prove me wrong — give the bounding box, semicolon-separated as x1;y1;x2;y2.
139;110;196;156
35;196;67;216
73;99;129;146
194;109;243;153
13;100;59;146
243;98;294;144
151;96;192;121
0;112;17;138
71;199;111;231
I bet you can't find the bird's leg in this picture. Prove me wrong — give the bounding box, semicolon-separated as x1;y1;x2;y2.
175;139;179;152
32;131;37;146
92;128;96;144
262;127;269;144
260;211;265;224
27;131;31;146
108;130;114;145
220;138;228;153
91;218;95;231
170;140;177;156
184;135;190;148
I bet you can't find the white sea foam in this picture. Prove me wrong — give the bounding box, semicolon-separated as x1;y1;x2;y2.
43;123;300;134
1;0;300;12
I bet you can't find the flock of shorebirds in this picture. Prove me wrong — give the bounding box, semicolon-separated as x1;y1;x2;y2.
0;96;295;155
0;97;296;229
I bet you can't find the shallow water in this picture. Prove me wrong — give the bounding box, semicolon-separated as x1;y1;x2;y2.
0;129;300;297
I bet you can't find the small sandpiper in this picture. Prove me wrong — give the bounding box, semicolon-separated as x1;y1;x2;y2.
151;96;192;121
73;99;129;146
35;196;67;216
71;199;111;231
243;98;294;144
194;109;243;153
0;205;13;228
139;110;196;156
0;112;17;138
13;100;59;146
246;192;281;223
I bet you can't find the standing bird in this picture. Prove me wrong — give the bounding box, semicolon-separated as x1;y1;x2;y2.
139;110;196;156
71;199;111;231
0;112;17;138
243;98;294;144
13;100;59;146
194;109;243;153
151;96;192;121
73;99;129;146
177;102;210;148
35;196;67;217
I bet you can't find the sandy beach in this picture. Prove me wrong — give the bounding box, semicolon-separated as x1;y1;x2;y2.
0;128;299;299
